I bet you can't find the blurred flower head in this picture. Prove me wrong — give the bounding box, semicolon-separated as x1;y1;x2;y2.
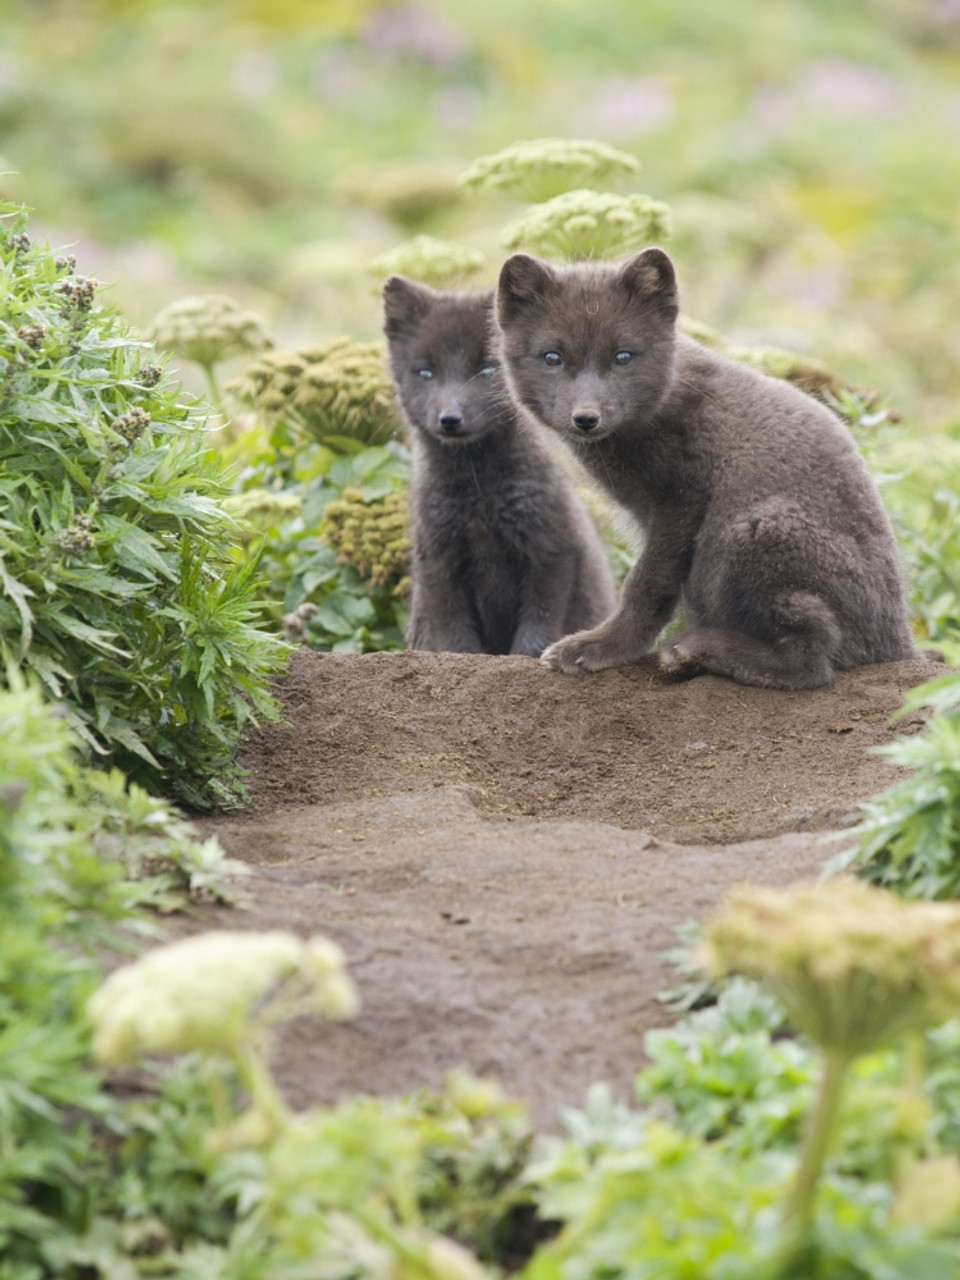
146;294;273;369
702;879;960;1057
459;137;640;204
229;337;400;446
368;235;485;290
499;189;671;261
88;929;358;1065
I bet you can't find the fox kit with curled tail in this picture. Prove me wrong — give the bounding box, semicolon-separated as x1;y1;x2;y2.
494;248;916;689
383;277;615;657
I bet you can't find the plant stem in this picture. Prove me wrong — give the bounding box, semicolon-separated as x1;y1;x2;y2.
201;361;225;417
781;1046;851;1244
234;1040;292;1132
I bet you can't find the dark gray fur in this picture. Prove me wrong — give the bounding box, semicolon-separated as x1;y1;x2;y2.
383;276;616;657
495;248;916;689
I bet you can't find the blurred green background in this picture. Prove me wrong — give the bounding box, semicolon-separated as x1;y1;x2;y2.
3;0;959;426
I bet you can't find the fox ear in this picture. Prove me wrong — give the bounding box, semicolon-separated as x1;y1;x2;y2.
382;276;435;337
496;254;558;326
619;248;678;323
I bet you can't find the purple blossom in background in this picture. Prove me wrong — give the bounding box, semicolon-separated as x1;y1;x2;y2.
776;262;847;311
362;4;468;68
433;85;481;134
570;76;673;142
796;58;901;119
750;83;796;136
312;47;360;102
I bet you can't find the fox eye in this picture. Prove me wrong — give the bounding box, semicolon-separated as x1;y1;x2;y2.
543;351;563;368
417;368;434;380
613;351;634;367
480;364;495;376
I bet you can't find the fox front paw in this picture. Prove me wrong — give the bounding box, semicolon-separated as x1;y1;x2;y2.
540;629;627;674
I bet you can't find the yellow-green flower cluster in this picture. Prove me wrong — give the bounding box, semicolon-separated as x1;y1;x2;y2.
702;879;960;1057
229;337;401;446
338;161;463;229
368;235;485;290
147;294;273;369
499;189;672;262
87;929;358;1066
322;487;411;595
223;489;303;542
459;137;640;203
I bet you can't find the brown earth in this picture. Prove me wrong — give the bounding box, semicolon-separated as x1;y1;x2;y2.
185;649;945;1130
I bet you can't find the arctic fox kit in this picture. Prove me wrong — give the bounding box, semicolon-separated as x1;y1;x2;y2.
495;248;916;689
383;276;615;657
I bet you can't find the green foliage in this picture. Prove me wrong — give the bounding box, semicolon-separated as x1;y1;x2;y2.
0;208;287;807
879;439;960;647
228;441;411;654
0;675;223;1277
836;655;960;899
525;985;960;1280
233;1074;534;1276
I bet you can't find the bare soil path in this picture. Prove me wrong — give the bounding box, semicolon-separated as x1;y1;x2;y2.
184;650;944;1129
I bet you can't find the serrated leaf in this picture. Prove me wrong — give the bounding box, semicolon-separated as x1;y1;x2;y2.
98;514;174;580
0;552;35;652
44;609;129;656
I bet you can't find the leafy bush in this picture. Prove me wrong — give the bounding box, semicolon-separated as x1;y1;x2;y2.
835;654;960;899
226;442;411;652
0;673;246;1277
878;436;960;647
527;976;960;1280
0;207;287;807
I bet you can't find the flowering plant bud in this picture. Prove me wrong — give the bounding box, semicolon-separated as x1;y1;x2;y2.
87;929;358;1066
459;137;640;203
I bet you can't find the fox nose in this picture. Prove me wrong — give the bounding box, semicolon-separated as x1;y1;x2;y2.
438;410;463;433
572;408;600;433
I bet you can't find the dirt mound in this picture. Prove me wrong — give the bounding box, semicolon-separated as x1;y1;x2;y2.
187;650;944;1129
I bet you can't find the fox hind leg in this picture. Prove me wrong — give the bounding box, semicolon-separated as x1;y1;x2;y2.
658;592;841;690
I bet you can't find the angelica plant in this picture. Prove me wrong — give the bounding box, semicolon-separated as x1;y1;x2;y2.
369;235;486;290
87;936;502;1280
459;137;640;203
322;486;411;594
499;188;672;261
339;161;463;229
229;336;401;448
702;878;960;1264
146;293;273;412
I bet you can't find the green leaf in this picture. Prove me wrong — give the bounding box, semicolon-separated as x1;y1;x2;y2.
314;589;377;635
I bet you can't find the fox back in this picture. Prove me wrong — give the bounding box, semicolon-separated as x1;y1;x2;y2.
383;276;615;657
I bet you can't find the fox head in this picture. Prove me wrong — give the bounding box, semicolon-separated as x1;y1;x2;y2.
383;278;511;446
494;248;679;442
